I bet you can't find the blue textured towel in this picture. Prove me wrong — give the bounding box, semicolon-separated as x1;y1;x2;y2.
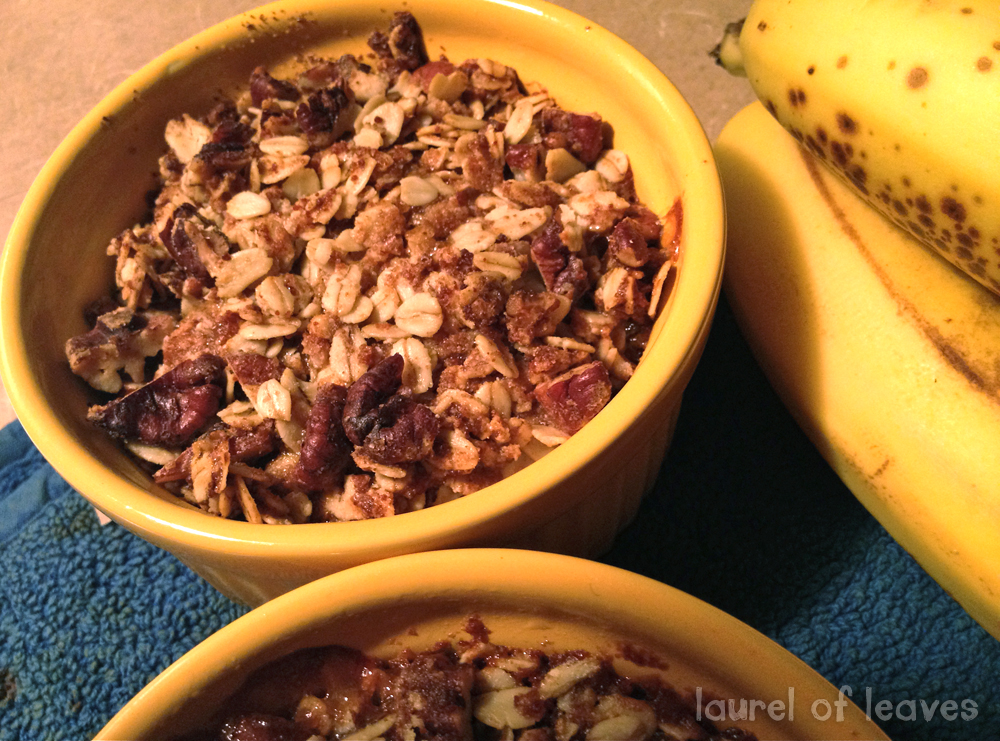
1;296;997;741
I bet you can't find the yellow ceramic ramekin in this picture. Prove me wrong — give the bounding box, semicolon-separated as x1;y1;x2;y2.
0;0;724;606
95;550;889;740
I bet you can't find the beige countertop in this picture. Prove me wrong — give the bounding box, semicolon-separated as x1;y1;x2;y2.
0;0;756;430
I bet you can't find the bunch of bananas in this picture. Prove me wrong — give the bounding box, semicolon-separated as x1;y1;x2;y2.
713;0;1000;639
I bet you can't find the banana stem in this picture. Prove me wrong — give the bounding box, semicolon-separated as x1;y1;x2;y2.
710;19;746;77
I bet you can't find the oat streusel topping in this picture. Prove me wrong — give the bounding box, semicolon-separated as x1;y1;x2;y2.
184;618;757;741
65;11;681;523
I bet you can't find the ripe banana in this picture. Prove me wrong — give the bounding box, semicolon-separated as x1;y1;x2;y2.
728;0;1000;296
714;101;1000;640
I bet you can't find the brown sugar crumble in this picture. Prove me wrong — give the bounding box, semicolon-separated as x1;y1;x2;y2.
65;11;680;524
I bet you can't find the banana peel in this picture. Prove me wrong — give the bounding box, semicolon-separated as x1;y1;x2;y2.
735;0;1000;297
715;101;1000;639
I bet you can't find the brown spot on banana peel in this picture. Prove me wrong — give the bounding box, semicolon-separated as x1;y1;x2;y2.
836;113;857;135
941;196;967;223
907;66;929;88
872;457;892;479
801;150;1000;403
762;94;991;293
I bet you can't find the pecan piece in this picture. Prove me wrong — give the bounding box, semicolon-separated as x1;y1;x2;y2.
387;11;429;71
370;146;416;192
88;354;226;447
154;420;278;483
342;354;404;445
249;66;300;107
368;11;429;72
295;384;353;491
529;212;589;301
540;108;605;164
505;290;565;346
210;118;254;146
496;180;562;209
534;361;612;434
625;203;664;241
227;352;283;388
298;57;353;91
159;204;213;285
161;307;241;368
506;143;546;182
66;307;176;394
607;217;654;268
456;273;508;332
296;87;351;148
462;133;504;192
530;211;566;289
192;141;253;175
360;396;440;465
